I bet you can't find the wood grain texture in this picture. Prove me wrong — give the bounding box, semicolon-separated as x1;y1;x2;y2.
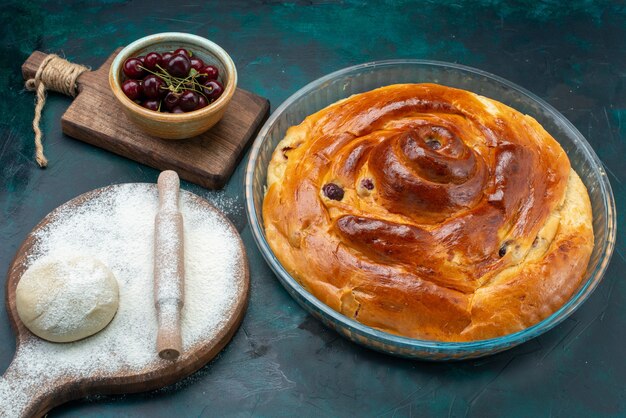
21;50;270;189
3;185;250;418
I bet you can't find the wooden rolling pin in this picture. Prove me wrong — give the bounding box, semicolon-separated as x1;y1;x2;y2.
154;170;185;360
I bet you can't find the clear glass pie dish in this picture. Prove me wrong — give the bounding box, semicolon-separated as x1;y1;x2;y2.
244;60;616;360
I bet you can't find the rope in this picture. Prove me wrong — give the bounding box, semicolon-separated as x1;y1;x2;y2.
25;54;89;168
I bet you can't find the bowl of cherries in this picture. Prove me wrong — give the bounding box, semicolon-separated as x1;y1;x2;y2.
109;32;237;139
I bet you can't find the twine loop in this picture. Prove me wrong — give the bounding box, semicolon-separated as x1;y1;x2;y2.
25;54;89;168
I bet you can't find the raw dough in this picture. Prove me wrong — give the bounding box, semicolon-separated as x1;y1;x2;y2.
16;256;119;343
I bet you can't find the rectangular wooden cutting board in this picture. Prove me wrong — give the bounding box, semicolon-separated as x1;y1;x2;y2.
22;50;270;189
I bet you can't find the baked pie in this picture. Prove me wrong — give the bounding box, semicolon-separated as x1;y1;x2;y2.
263;83;594;341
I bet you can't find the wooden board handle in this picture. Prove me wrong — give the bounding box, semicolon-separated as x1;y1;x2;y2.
21;51;91;91
154;171;185;360
0;351;65;418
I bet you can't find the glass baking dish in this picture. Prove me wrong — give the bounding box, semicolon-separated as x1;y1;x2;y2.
244;60;616;360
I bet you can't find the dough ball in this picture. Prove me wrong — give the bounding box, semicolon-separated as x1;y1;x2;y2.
16;256;119;343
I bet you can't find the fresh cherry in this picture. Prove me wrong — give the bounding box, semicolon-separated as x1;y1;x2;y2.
163;92;180;111
174;48;191;58
121;79;143;101
179;90;199;111
143;52;162;71
197;94;208;109
199;65;219;82
167;54;191;78
142;99;160;111
161;52;173;65
142;75;166;99
203;80;223;101
123;57;145;79
190;57;205;72
120;47;223;114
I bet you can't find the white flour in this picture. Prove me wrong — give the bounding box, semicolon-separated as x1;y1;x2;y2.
0;184;245;417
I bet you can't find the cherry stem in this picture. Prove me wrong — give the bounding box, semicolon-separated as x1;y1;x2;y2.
138;64;209;100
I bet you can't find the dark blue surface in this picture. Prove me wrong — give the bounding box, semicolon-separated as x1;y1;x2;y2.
1;1;625;416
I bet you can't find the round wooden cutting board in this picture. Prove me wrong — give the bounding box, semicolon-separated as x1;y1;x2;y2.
1;184;249;418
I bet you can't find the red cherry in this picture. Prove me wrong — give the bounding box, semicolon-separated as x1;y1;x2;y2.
142;99;160;111
323;183;344;200
179;90;199;111
143;52;162;71
199;65;219;82
197;95;208;109
203;80;224;101
121;79;143;101
123;57;145;79
174;48;191;57
167;54;191;78
171;106;184;114
143;75;165;100
162;52;173;65
190;57;205;72
361;178;375;190
163;92;180;111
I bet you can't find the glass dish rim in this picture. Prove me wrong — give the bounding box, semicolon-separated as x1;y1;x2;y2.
244;59;617;353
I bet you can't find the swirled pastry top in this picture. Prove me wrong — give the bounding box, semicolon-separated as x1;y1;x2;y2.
263;83;594;342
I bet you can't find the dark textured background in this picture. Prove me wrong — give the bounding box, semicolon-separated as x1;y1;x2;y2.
1;1;625;416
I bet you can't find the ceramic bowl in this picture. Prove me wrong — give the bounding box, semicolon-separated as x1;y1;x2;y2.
245;60;616;360
109;32;237;139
